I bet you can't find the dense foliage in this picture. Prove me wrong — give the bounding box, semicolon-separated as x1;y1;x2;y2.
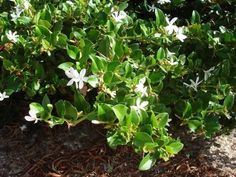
0;0;235;170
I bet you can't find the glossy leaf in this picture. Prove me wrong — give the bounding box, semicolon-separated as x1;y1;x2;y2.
133;132;154;148
67;45;79;60
156;112;169;129
112;104;128;123
139;153;156;171
166;141;183;155
64;101;78;120
30;103;44;113
183;102;192;118
155;8;166;26
156;47;166;60
55;100;66;118
74;91;91;113
58;62;74;71
191;10;200;24
223;93;234;110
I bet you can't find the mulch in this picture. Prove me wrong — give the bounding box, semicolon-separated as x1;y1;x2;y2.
0;121;235;177
0;94;235;177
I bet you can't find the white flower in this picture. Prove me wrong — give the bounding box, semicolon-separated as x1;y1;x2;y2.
0;92;9;101
130;62;139;69
166;50;178;65
104;87;116;99
183;76;203;92
6;30;19;43
213;37;220;44
131;98;149;114
24;110;39;124
66;0;74;6
112;11;127;23
110;90;116;99
165;17;179;34
11;6;23;21
88;0;96;8
135;78;148;97
168;58;178;66
22;0;31;10
147;4;156;12
158;0;171;4
167;49;175;58
176;27;187;42
203;67;215;81
154;32;161;38
91;120;107;124
65;67;88;89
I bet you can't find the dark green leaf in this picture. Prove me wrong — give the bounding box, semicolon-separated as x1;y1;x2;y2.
191;10;200;24
57;33;68;47
112;104;128;124
98;35;115;58
156;112;169;128
103;71;114;84
67;45;79;60
183;102;192;118
90;55;107;73
128;108;140;125
74;91;91;113
97;103;115;122
204;114;221;137
35;25;51;37
41;39;51;49
3;59;14;71
224;93;234;110
42;94;50;108
48;116;65;128
64;101;78;120
187;117;202;132
38;19;51;29
133;132;153;148
156;47;166;60
155;8;166;26
55;100;66;117
107;131;127;148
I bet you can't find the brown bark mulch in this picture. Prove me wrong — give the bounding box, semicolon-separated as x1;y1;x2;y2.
0;120;235;177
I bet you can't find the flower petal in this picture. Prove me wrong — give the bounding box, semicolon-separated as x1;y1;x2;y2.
136;98;141;106
79;80;84;89
170;17;178;25
71;68;79;78
75;81;79;89
140;101;148;109
65;68;73;78
139;78;146;84
2;92;9;99
25;115;36;122
29;110;37;117
67;79;74;86
83;76;88;82
80;69;86;78
91;120;104;124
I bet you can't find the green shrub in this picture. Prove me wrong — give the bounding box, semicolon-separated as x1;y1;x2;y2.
0;0;235;170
